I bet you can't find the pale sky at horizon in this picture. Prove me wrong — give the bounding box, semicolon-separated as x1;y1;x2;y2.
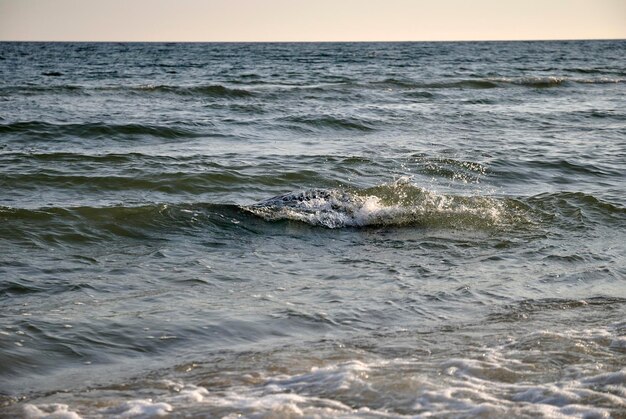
1;0;625;42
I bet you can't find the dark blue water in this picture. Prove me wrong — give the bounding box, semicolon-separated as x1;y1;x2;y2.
1;41;625;418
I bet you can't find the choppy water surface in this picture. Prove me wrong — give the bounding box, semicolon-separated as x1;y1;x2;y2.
1;41;625;418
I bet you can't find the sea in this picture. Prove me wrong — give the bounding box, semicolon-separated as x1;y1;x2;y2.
0;40;625;418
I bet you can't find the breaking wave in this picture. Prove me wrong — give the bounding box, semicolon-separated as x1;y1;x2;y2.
244;179;529;229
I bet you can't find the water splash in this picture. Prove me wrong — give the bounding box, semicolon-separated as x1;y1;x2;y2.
245;179;527;229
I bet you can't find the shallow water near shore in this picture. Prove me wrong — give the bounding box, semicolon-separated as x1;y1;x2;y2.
1;40;625;418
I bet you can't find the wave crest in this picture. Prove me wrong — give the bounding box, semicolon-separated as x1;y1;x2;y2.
244;181;527;229
0;121;200;139
135;84;254;98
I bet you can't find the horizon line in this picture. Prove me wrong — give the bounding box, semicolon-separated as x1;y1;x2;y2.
1;37;625;44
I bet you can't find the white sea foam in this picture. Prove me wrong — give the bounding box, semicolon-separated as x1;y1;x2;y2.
22;403;82;419
17;325;625;418
159;379;210;403
420;327;625;417
246;182;515;229
207;392;349;417
97;399;172;418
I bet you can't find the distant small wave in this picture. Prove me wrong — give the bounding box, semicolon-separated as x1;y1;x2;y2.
1;77;621;102
370;78;498;90
0;121;201;139
2;171;249;194
574;77;625;84
499;76;567;88
429;80;501;89
0;83;255;98
284;76;623;93
0;85;85;96
489;76;623;87
0;203;244;245
528;191;626;226
370;76;623;91
524;159;623;178
134;84;254;98
0;277;96;296
559;67;626;76
280;115;375;132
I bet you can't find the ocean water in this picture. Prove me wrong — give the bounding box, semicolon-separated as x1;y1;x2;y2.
0;40;625;418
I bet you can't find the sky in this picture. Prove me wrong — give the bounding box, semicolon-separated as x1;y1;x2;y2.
0;0;625;42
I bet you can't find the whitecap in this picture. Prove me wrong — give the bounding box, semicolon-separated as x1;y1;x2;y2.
245;181;520;230
98;399;172;418
22;403;82;419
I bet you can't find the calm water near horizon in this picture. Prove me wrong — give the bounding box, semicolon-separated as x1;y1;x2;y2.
0;40;625;418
